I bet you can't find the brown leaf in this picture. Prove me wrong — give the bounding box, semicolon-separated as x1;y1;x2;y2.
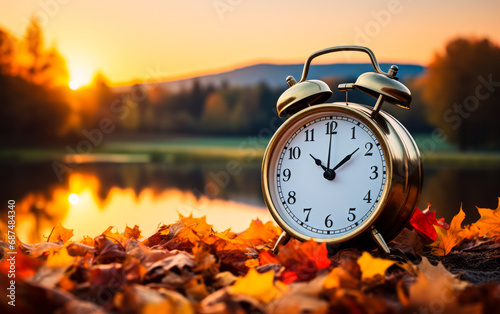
123;225;142;240
94;235;126;264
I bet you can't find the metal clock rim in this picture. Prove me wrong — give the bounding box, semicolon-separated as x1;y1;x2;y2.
261;103;394;244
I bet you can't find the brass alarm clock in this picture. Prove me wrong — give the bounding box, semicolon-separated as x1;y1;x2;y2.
261;46;422;254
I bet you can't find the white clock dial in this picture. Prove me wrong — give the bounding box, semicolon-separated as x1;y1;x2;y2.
268;110;387;240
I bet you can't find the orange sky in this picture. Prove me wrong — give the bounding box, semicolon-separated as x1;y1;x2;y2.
1;1;500;87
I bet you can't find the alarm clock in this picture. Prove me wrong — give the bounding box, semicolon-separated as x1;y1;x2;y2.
261;46;422;254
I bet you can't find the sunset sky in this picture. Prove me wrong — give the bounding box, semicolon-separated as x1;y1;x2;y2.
1;1;500;87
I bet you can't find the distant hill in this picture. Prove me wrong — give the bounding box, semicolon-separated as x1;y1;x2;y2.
115;63;425;93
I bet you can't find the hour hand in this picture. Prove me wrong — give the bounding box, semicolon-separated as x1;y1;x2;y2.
331;147;359;172
309;154;327;171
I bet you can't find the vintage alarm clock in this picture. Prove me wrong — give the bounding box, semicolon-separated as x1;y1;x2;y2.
261;45;422;254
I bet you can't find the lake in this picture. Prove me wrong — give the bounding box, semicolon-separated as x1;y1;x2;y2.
1;138;499;243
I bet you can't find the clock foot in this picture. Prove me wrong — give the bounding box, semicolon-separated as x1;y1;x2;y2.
272;231;291;254
371;227;390;254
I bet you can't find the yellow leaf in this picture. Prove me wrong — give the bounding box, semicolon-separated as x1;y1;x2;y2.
46;246;74;267
429;208;466;256
357;252;395;280
231;268;286;302
47;223;74;243
474;197;500;238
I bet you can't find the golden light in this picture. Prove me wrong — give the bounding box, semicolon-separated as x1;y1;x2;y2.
69;80;80;90
68;193;80;204
67;58;94;90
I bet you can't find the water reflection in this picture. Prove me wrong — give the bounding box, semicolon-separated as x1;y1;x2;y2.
0;160;498;242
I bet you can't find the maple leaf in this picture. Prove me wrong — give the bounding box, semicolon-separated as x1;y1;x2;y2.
237;219;281;245
47;223;74;243
123;225;142;240
401;257;468;309
429;208;467;256
177;213;213;237
231;268;287;302
409;205;450;243
94;235;127;264
275;239;330;284
474;198;500;239
357;252;395;281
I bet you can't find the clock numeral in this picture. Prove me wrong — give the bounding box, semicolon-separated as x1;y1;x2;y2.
305;129;315;142
303;208;311;222
325;214;333;228
370;166;378;180
363;190;372;203
364;142;373;156
325;121;338;135
287;191;296;204
282;168;291;182
288;146;301;160
351;126;356;139
347;208;356;222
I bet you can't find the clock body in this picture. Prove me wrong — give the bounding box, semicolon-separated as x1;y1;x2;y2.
261;102;422;249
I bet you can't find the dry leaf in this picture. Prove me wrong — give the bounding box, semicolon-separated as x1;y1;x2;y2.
47;223;74;243
429;208;466;256
475;198;500;239
357;252;395;281
231;268;287;302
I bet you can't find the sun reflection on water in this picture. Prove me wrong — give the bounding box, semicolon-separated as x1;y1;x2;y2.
9;174;271;243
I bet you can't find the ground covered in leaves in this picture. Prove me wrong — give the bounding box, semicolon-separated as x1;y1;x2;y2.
1;199;500;313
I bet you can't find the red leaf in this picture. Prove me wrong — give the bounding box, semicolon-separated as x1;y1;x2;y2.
409;206;449;242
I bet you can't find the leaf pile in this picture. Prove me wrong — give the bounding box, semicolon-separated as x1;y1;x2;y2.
1;202;500;313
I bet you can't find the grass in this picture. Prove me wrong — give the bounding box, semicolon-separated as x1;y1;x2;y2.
1;136;500;168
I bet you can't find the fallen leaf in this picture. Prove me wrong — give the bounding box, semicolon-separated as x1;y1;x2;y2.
276;239;331;283
47;223;74;243
231;268;286;302
123;225;142;240
357;252;395;281
429;208;466;256
475;198;500;239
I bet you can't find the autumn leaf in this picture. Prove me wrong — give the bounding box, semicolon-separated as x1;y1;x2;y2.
123;225;142;240
357;252;395;281
323;259;361;290
47;223;74;243
275;239;330;283
474;197;500;239
231;268;287;302
237;219;281;245
429;208;466;256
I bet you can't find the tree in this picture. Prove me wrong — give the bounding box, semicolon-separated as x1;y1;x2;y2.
421;37;500;150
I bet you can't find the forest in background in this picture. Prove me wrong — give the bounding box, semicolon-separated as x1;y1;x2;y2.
1;20;500;151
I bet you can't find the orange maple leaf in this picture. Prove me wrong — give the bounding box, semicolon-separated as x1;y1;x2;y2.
47;223;74;243
237;219;281;242
429;208;467;256
474;198;500;239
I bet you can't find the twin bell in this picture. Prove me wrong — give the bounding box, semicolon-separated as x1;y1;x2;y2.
276;45;412;118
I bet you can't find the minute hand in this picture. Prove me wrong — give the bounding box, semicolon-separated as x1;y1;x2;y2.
331;148;360;171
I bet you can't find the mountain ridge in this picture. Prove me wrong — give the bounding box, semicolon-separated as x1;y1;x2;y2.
114;62;425;92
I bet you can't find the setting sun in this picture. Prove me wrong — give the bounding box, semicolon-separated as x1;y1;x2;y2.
69;81;80;90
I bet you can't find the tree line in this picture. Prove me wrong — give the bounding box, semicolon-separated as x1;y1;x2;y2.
1;20;499;150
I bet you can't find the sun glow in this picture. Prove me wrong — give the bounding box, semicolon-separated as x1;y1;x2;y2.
67;58;94;90
69;81;81;90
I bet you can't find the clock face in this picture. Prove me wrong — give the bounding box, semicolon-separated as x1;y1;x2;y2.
266;108;388;241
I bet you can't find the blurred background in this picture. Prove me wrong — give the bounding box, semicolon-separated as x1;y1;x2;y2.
1;1;500;242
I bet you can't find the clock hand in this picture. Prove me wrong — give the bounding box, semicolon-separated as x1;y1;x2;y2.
309;154;327;171
326;131;333;170
331;147;360;172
